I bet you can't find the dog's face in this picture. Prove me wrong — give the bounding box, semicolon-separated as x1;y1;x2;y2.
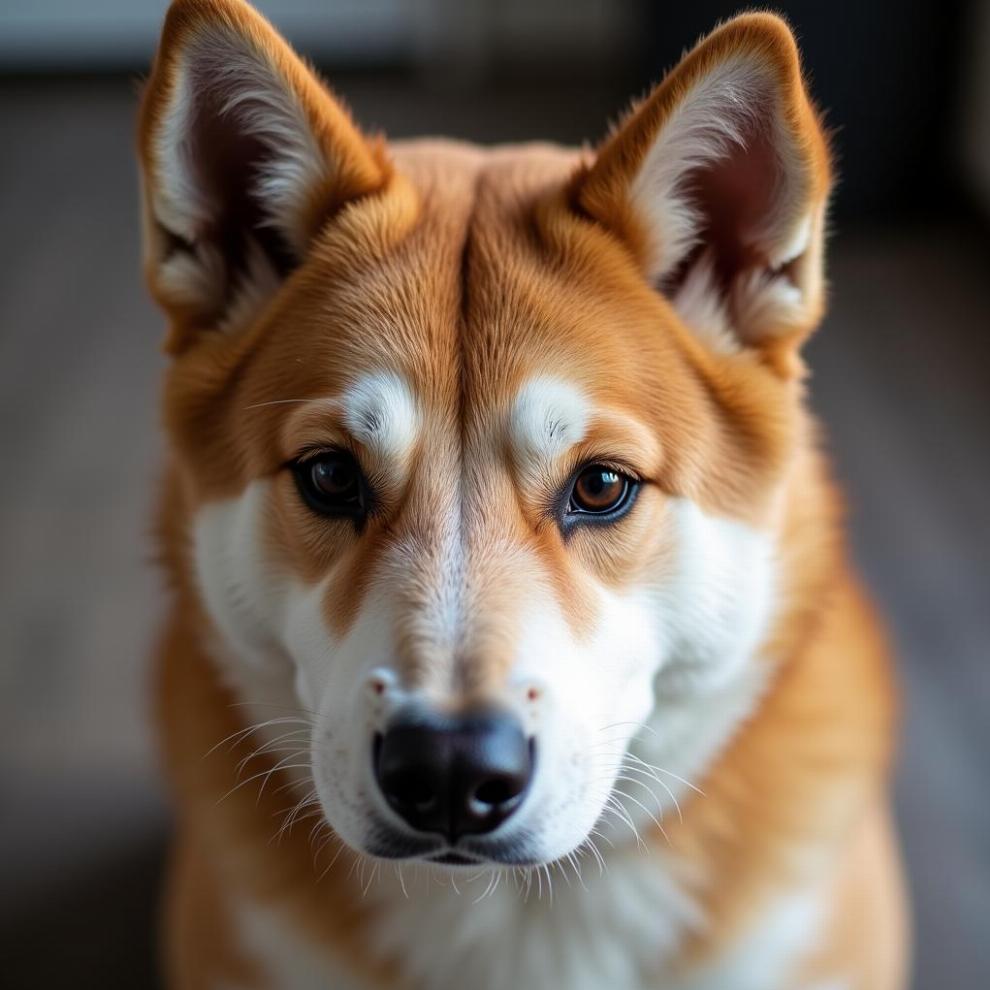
141;1;829;866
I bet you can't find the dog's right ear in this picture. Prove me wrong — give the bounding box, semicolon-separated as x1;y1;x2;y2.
575;14;830;373
138;0;389;351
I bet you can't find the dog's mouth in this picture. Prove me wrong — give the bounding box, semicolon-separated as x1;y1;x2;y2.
428;852;482;866
362;826;543;867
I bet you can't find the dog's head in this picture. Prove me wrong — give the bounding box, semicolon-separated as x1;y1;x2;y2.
140;0;829;867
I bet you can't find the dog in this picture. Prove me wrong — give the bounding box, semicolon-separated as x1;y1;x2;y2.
138;1;909;987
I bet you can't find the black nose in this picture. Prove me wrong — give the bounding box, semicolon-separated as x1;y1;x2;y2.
374;708;534;843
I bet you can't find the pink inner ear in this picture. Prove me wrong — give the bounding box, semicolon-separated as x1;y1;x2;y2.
663;117;787;301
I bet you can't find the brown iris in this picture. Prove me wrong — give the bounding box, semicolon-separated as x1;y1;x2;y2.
294;451;366;518
569;465;631;515
310;457;359;499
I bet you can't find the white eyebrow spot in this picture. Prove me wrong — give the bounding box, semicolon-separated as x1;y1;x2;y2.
341;371;419;461
510;376;590;465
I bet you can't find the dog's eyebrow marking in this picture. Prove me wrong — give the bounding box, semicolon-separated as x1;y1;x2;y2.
341;370;419;460
510;376;590;464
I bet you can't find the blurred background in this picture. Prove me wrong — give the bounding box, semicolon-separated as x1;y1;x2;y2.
1;1;987;986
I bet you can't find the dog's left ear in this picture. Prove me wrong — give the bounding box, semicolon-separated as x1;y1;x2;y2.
577;14;830;369
138;0;389;351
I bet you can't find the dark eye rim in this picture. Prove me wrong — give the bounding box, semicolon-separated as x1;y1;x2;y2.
290;449;372;521
557;462;640;532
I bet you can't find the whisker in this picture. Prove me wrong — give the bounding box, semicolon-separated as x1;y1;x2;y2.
395;864;410;899
203;715;310;758
361;860;381;898
227;700;323;720
273;797;321;843
236;731;311;776
317;838;347;882
597;720;659;739
541;863;553;905
618;749;705;797
603;796;646;851
611;787;668;845
611;773;666;818
216;757;312;806
255;750;310;802
243;398;332;411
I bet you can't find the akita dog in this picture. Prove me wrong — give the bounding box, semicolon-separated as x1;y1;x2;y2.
138;2;908;987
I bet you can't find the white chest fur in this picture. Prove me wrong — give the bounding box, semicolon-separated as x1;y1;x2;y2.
365;845;700;990
229;852;832;990
230;845;697;990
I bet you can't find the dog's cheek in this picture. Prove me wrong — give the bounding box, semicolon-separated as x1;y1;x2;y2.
192;480;295;673
279;578;343;713
654;497;777;692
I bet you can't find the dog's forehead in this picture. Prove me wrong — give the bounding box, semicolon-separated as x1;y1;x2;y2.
231;143;712;499
284;144;628;422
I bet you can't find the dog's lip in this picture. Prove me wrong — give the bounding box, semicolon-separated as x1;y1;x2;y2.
363;819;542;866
364;834;537;866
428;851;481;866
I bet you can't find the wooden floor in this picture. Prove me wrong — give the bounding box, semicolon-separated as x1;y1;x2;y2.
0;78;988;988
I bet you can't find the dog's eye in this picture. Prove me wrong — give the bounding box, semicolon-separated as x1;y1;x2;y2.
567;465;636;518
293;452;367;518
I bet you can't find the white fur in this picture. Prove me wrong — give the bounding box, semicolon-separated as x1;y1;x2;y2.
500;578;666;861
509;376;590;486
771;211;813;269
655;497;776;693
192;481;316;791
364;843;700;990
671;252;740;354
731;267;808;342
155;241;227;316
194;481;292;676
672;253;810;353
340;371;420;465
154;52;211;243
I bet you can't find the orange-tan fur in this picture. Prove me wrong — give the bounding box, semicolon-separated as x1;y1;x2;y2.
140;2;909;987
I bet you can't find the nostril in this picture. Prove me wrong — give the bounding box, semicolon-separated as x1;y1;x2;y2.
472;776;524;809
467;736;535;819
374;732;439;813
474;779;511;807
386;773;438;812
